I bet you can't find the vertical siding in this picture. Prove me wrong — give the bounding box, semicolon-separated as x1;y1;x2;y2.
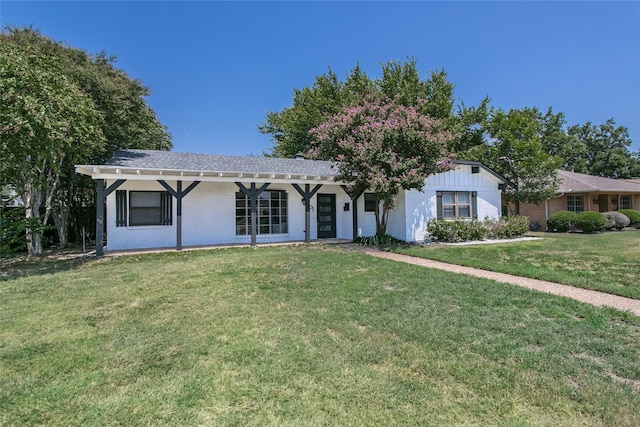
352;165;505;242
399;164;504;242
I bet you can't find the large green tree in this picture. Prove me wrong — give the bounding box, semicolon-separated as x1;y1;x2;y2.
260;58;489;159
566;119;639;179
1;27;172;251
465;107;562;214
309;95;452;236
0;37;104;255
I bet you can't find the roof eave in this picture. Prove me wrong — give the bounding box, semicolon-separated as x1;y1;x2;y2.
75;165;342;185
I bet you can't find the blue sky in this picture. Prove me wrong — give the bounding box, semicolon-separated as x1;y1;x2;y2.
2;1;639;156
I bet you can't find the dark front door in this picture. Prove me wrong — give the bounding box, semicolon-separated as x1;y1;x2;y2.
317;194;336;238
599;194;609;212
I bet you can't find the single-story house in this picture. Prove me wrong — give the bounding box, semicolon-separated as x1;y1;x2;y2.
518;169;640;228
75;150;509;255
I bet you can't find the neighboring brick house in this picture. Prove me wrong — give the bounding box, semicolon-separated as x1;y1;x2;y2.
518;170;640;229
76;150;509;254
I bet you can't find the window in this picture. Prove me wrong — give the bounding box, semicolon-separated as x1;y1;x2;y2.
619;195;630;210
128;191;172;226
364;193;376;212
236;190;288;235
567;195;583;213
437;191;476;219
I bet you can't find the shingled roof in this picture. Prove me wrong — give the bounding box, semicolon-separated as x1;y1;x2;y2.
104;149;338;176
558;170;640;193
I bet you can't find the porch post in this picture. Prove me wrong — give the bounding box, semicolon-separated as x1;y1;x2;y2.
341;185;364;242
158;180;201;250
351;193;360;242
95;178;126;257
96;179;105;257
292;184;323;243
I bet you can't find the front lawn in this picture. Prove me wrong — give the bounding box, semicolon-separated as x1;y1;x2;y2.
1;245;639;425
393;231;640;299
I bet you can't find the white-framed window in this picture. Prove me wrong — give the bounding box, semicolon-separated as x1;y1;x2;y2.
619;195;630;210
567;195;583;213
437;191;475;219
236;190;288;235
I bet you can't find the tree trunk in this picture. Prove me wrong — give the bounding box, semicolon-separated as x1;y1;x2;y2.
52;203;69;248
22;183;43;257
375;201;390;236
52;176;72;248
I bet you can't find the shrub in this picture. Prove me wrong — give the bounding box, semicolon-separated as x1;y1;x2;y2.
602;211;630;230
574;211;609;233
618;209;640;226
426;218;484;243
426;216;529;243
546;211;577;232
484;215;529;239
0;206;27;255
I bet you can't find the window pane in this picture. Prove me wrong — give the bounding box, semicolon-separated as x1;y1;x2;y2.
130;192;167;226
458;192;470;204
620;196;630;210
459;206;471;217
236;190;288;235
443;207;456;218
364;193;376;212
443;192;455;204
131;192;160;207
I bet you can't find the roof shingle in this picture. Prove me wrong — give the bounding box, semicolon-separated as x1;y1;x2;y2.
105;150;339;176
558;170;640;193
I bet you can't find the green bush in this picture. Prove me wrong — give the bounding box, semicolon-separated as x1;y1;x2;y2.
426;218;483;243
426;216;529;243
618;209;640;225
0;206;26;254
486;215;530;239
546;211;577;232
574;211;609;233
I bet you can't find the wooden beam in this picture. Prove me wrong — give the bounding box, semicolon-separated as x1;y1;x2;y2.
235;182;270;247
95;179;126;257
158;180;201;250
341;185;365;242
292;183;323;243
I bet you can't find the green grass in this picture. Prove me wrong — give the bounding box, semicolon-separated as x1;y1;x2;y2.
1;245;640;425
392;231;640;300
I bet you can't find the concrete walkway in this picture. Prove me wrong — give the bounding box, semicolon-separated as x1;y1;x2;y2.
352;246;640;317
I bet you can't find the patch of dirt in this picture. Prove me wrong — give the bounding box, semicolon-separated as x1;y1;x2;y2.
0;246;94;279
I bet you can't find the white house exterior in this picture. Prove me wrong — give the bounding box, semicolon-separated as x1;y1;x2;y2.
75;150;508;254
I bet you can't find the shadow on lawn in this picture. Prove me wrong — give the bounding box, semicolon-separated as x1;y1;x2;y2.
0;246;97;280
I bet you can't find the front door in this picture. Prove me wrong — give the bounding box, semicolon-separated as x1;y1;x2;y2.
598;194;609;212
317;194;336;238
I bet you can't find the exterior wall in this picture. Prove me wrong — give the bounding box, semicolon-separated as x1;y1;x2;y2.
520;192;640;230
356;195;378;238
105;179;352;251
387;164;503;242
106;180;176;250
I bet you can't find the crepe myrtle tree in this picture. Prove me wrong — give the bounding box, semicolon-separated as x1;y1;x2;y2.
309;96;453;236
